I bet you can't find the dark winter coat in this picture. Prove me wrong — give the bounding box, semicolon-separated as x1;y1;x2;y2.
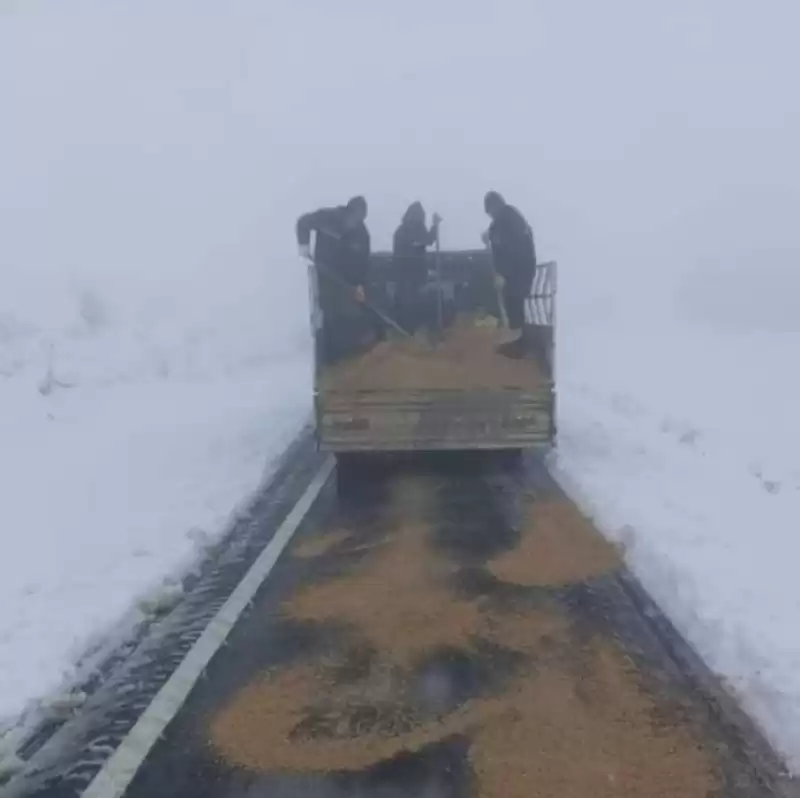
296;205;371;288
392;216;437;287
488;204;536;280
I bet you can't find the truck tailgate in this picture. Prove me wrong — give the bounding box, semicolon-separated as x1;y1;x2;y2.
317;388;555;451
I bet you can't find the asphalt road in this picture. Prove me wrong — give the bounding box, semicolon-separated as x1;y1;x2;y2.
122;452;790;798
3;445;795;798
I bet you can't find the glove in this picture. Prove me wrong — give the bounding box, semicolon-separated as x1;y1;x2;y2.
354;285;366;303
298;243;312;261
481;230;491;248
494;273;505;290
432;212;442;226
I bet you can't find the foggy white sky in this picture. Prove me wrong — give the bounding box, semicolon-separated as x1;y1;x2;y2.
1;0;799;329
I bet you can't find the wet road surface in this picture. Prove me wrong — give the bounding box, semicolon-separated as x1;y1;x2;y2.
77;454;798;796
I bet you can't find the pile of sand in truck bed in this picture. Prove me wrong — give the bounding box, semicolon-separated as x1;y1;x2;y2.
319;322;547;393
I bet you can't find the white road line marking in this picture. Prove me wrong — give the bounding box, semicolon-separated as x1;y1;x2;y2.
82;457;335;798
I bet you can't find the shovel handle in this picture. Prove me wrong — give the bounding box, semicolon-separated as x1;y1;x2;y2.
313;259;413;339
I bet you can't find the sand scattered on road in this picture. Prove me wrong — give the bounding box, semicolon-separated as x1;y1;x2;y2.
209;659;473;773
209;471;718;796
284;523;483;662
292;528;354;559
488;498;621;586
209;632;718;796
470;641;718;798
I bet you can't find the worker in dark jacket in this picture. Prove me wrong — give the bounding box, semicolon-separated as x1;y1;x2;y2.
483;191;536;357
297;196;370;295
296;196;370;364
392;201;441;334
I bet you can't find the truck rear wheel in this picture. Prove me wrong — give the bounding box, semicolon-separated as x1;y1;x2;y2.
496;448;524;471
334;453;367;496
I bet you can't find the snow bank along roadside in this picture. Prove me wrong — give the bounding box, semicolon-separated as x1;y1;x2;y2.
552;325;800;773
0;337;311;751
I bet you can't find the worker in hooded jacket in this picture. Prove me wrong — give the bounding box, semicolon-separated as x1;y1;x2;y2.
296;196;371;364
483;191;537;358
392;201;441;334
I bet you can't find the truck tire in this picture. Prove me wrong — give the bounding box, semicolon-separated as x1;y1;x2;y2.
335;453;366;496
497;448;524;471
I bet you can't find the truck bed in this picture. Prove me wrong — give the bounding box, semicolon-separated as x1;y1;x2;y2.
319;320;549;394
312;252;557;453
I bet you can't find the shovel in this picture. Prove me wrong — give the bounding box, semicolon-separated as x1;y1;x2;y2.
494;274;510;328
431;222;445;345
312;259;413;340
482;230;509;327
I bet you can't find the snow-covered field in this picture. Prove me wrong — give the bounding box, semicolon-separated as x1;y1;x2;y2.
0;0;316;740
0;287;312;741
0;328;309;725
553;322;800;770
3;0;800;778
